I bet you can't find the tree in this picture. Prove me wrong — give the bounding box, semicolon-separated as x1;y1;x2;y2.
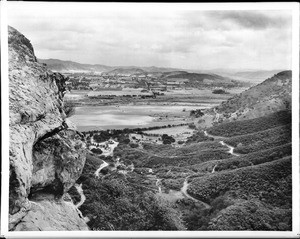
190;109;204;118
91;148;103;155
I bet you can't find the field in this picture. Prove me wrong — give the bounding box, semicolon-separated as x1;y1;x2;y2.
65;87;245;108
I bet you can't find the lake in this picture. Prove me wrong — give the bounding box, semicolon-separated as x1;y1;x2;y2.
69;105;211;131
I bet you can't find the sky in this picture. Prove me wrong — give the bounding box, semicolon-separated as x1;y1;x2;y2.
7;2;293;71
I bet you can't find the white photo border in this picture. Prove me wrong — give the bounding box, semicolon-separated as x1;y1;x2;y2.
1;1;299;238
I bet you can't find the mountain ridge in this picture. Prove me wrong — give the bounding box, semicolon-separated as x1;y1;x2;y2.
38;58;182;73
38;58;286;81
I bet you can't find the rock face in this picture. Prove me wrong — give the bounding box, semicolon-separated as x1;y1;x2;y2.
8;26;87;230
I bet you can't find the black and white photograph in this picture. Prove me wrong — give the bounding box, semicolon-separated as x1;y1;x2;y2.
1;2;299;238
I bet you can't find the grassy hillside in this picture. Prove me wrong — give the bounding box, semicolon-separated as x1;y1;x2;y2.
114;141;231;168
188;156;291;208
215;71;292;122
207;110;291;137
186;157;292;230
215;143;292;172
115;144;230;168
106;67;146;75
224;124;291;154
207;199;292;231
162;72;243;88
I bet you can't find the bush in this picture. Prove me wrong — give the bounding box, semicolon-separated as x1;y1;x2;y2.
186;131;214;143
163;139;172;145
188;123;196;129
190;109;204;118
91;148;103;155
129;143;139;148
161;134;175;144
212;89;228;94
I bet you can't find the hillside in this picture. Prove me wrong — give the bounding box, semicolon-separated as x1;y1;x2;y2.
188;157;292;230
106;67;146;75
212;71;292;122
206;110;291;137
9;27;88;230
162;72;244;88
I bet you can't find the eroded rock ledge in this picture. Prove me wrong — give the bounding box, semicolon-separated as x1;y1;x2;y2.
8;26;87;231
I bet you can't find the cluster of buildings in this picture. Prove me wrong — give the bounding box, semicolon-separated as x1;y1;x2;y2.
64;72;190;92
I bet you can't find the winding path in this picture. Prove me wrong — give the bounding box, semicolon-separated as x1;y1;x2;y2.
100;140;119;157
74;183;90;222
180;176;211;209
204;130;239;156
75;183;86;208
220;140;239;156
211;164;217;173
214;108;220;123
156;179;162;193
95;160;109;178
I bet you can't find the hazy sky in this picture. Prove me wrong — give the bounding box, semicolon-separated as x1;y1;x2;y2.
7;3;292;70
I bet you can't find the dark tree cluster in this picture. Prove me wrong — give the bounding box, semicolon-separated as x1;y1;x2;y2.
161;134;176;144
190;109;204;118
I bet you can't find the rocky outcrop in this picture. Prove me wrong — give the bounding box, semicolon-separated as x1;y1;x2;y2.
31;121;86;196
11;194;88;231
8;26;87;230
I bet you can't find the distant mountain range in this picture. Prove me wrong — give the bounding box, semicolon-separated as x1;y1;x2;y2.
38;58;181;74
38;58;285;85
